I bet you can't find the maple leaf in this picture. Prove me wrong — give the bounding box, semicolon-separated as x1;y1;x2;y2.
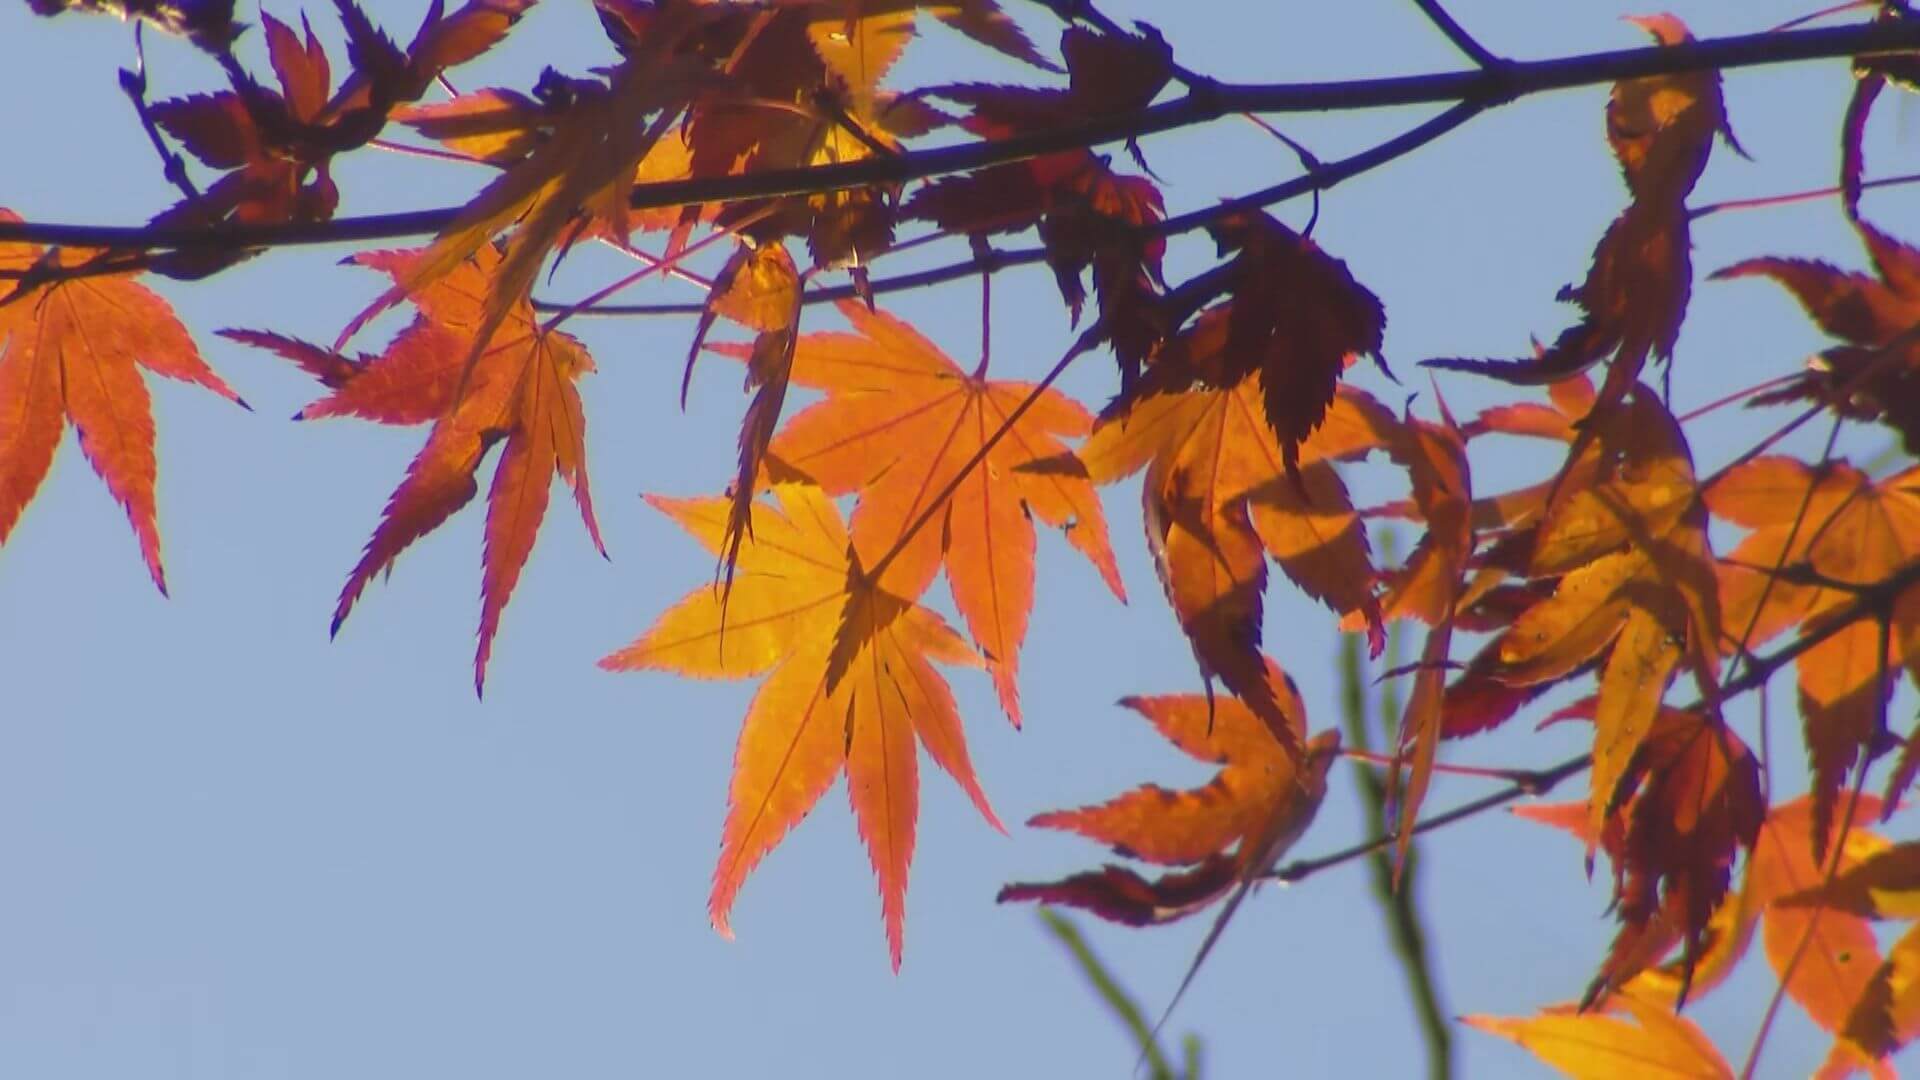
601;482;999;970
1426;16;1734;411
1374;411;1472;873
1070;310;1395;737
1466;992;1734;1080
1197;212;1388;484
1707;456;1920;855
1513;788;1894;1077
1490;388;1720;842
226;241;602;694
999;667;1340;1028
0;208;243;593
1713;216;1920;455
684;241;804;589
147;1;534;233
342;9;714;385
1590;708;1765;1006
718;299;1123;725
1748;796;1894;1077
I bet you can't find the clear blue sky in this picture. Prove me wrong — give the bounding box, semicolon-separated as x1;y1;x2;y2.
0;1;1912;1076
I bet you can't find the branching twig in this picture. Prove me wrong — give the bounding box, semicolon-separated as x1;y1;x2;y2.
4;22;1919;253
1410;0;1504;69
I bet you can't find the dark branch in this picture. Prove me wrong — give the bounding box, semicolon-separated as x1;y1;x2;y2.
544;99;1485;317
1;22;1917;252
1409;0;1504;69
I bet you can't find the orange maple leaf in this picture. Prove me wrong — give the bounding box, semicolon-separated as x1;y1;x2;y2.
998;666;1339;1030
720;298;1124;724
1707;456;1920;854
1512;789;1891;1075
0;209;243;592
1492;388;1720;842
226;242;602;694
1073;316;1394;737
1751;796;1894;1077
601;482;1000;970
1466;992;1734;1080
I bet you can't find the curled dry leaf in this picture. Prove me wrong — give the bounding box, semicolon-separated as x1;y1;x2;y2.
1714;216;1920;457
603;483;998;971
1426;16;1731;412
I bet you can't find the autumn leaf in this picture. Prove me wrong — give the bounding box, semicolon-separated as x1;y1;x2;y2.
1377;411;1472;875
1195;212;1388;484
1747;796;1893;1075
718;299;1123;725
602;482;999;969
1466;992;1733;1079
1426;16;1733;411
999;667;1340;1024
1707;456;1920;853
0;209;243;593
227;241;602;694
341;9;714;385
684;241;804;590
1071;311;1394;736
1592;708;1765;1006
1844;920;1920;1061
1713;215;1920;456
1492;389;1719;842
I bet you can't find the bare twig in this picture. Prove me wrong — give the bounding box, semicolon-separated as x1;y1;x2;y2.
1410;0;1504;69
4;22;1919;253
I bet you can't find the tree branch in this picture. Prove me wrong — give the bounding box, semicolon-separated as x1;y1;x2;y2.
1409;0;1503;69
546;98;1486;317
2;21;1917;252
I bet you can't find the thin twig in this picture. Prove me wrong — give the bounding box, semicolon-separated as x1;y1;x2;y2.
1410;0;1504;69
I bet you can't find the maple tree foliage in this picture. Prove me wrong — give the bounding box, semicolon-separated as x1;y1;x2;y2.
13;0;1920;1074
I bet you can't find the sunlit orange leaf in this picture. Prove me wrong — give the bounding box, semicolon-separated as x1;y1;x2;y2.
1001;671;1338;1024
230;242;601;693
1844;919;1920;1062
1707;456;1920;852
1074;325;1393;728
1714;216;1920;455
1466;992;1733;1079
721;299;1122;724
1748;796;1892;1069
1491;389;1718;840
0;209;243;592
602;482;997;969
1781;835;1920;921
1024;666;1311;867
344;9;716;380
